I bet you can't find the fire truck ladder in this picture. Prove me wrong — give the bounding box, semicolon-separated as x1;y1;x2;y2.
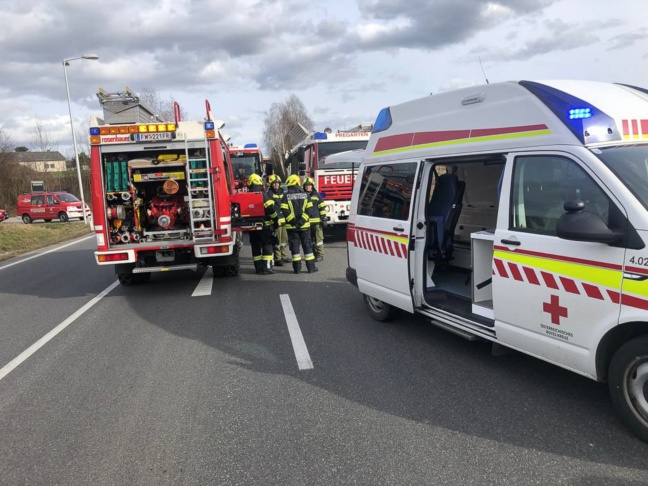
185;142;216;242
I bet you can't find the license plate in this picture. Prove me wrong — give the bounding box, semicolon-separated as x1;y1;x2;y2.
136;132;173;142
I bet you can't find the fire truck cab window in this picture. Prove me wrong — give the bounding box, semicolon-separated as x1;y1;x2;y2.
358;163;417;220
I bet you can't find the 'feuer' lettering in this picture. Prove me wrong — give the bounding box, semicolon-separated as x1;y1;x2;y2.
323;175;355;185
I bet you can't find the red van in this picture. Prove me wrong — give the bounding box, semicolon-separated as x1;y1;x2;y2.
17;191;91;224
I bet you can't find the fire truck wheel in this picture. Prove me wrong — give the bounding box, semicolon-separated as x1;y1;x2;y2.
362;294;401;322
22;214;32;224
225;263;239;277
58;212;69;223
608;335;648;443
117;272;151;286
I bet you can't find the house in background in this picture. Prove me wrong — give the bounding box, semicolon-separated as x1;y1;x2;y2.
14;151;67;172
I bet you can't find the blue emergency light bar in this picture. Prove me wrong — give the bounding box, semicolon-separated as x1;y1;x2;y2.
313;132;328;140
372;107;393;133
90;127;100;135
204;121;215;130
519;80;617;144
244;143;258;149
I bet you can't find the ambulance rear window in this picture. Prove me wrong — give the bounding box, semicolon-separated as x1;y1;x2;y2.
596;145;648;210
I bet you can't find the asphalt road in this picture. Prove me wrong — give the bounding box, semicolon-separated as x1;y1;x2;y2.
0;228;647;485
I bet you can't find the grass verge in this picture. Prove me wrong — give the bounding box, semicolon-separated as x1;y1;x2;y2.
0;222;92;263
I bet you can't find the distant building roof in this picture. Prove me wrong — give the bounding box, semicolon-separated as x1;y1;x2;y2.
13;151;66;163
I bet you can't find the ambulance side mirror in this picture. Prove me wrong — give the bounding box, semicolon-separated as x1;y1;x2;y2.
556;201;622;244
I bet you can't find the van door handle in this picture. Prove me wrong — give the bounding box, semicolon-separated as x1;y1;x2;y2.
393;226;404;232
500;239;521;246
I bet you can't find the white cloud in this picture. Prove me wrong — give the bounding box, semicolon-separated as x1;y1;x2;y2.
0;0;645;154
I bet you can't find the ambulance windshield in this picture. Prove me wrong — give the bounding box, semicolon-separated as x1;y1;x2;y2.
596;144;648;210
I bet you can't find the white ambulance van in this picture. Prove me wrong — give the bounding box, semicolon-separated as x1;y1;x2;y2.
346;80;648;442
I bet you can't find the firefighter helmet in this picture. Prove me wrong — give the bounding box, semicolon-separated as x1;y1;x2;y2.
302;177;315;189
247;173;263;187
268;174;281;184
286;174;301;186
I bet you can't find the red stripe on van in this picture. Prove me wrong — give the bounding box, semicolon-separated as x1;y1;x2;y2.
632;120;639;138
642;120;648;136
507;262;523;281
560;277;580;294
374;133;415;153
622;119;630;136
621;293;648;311
471;124;547;137
582;283;604;300
412;130;470;146
541;271;559;290
494;259;508;278
523;266;540;285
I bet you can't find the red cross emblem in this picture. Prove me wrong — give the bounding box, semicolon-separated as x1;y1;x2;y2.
543;294;568;325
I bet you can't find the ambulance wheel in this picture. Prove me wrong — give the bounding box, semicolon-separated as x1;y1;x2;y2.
58;212;69;222
22;214;32;224
363;294;400;322
608;336;648;443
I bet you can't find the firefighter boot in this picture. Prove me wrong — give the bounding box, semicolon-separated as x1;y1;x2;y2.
306;261;319;273
292;261;302;274
254;261;264;274
262;260;275;274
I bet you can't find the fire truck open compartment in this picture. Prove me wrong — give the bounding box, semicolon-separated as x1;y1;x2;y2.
100;143;215;249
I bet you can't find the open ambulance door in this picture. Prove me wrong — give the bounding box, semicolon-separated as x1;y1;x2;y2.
354;160;422;314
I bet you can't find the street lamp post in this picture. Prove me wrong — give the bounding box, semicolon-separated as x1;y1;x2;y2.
63;54;98;225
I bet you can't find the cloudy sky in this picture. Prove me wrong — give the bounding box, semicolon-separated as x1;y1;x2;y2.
0;0;646;157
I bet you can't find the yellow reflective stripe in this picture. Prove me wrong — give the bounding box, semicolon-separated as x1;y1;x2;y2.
622;279;648;297
374;129;551;156
382;233;409;245
494;250;623;289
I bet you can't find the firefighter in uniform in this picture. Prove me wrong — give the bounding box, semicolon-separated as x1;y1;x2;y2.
267;174;288;266
303;177;327;262
281;174;318;274
248;174;282;274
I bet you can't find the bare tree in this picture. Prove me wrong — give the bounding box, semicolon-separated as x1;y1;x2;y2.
31;122;59;152
139;87;189;122
262;94;314;179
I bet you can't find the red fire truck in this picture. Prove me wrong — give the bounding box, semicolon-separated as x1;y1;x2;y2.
89;88;264;285
286;126;371;226
228;143;265;189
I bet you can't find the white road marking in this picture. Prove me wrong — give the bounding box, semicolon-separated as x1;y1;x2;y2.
192;267;214;296
0;280;120;382
0;234;95;271
280;294;314;370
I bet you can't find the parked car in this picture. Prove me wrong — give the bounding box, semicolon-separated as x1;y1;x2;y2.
0;208;7;222
16;191;91;224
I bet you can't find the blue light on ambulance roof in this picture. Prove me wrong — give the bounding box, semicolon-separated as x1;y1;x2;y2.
313;132;328;140
244;143;258;149
519;80;611;144
204;121;215;130
89;127;100;135
372;107;392;133
569;108;592;119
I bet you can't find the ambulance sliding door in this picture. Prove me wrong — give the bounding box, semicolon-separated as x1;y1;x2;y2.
354;161;420;313
492;152;625;374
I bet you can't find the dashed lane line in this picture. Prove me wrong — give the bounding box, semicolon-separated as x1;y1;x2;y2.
280;294;314;370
